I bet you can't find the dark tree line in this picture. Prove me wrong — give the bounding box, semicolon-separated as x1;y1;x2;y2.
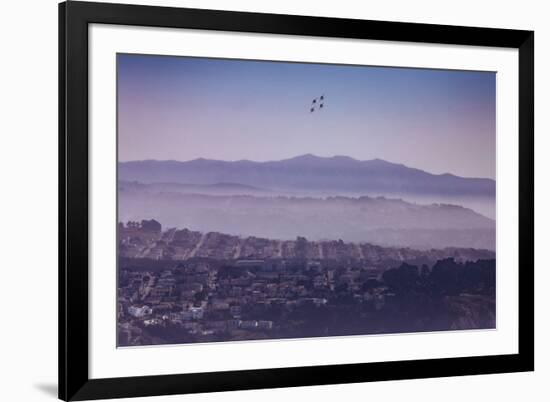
382;258;495;297
284;258;496;338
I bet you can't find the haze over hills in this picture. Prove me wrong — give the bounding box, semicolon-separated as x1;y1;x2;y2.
118;190;495;250
118;154;495;197
118;154;496;250
119;180;268;196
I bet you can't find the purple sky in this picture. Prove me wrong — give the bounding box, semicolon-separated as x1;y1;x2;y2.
118;54;496;179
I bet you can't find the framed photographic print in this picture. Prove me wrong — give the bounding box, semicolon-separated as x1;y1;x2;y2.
59;1;534;400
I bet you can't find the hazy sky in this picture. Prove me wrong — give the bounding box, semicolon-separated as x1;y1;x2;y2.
118;54;496;179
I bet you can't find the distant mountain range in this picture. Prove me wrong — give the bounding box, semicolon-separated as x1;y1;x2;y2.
119;154;495;197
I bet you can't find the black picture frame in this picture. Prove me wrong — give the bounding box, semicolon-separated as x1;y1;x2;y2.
59;1;534;400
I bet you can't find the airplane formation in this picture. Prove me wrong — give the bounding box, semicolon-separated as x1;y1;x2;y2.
310;95;325;113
